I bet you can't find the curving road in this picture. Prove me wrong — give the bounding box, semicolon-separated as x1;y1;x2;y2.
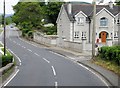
2;26;108;87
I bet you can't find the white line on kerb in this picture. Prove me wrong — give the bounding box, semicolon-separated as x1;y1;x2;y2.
51;66;56;76
55;82;58;88
43;58;50;63
78;63;109;87
3;69;19;86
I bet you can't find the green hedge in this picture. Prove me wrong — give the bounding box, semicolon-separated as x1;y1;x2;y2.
99;46;120;65
0;49;13;67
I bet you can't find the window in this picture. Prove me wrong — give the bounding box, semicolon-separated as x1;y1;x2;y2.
74;31;79;38
117;19;120;24
100;17;108;26
114;31;118;38
77;17;84;25
82;32;86;39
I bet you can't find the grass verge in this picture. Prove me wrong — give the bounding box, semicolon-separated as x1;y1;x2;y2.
92;57;120;76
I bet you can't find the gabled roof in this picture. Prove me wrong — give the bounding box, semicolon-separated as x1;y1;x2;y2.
63;4;120;21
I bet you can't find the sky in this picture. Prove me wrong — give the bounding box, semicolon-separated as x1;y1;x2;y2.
0;0;116;14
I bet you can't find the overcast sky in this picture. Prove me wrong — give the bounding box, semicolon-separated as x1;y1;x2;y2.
0;0;116;14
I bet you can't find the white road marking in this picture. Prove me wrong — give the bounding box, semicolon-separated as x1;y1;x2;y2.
21;46;26;48
27;49;32;52
51;66;56;76
77;63;109;87
8;49;22;65
13;41;16;44
19;38;38;48
43;58;50;63
49;51;65;58
55;82;58;88
3;69;19;87
34;53;40;56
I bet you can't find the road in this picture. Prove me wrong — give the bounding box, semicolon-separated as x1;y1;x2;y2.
1;26;108;87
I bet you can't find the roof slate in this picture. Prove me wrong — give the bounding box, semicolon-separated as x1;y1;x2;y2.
63;4;120;21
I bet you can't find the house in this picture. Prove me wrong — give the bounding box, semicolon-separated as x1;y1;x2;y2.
56;2;120;48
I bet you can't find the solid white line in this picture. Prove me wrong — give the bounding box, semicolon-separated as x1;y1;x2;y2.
77;63;109;87
27;49;32;52
43;58;50;63
19;38;38;48
8;49;22;63
49;51;65;58
3;69;19;86
51;66;56;76
34;53;40;56
55;82;58;88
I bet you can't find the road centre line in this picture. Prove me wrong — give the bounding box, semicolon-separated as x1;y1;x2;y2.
55;82;58;88
43;58;50;63
34;53;40;56
27;49;32;52
51;66;56;76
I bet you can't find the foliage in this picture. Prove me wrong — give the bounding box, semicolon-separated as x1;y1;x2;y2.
98;46;120;66
116;1;120;5
42;25;57;35
0;49;13;67
27;31;33;38
22;28;30;37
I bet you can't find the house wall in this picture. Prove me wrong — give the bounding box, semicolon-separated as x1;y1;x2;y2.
96;9;114;43
57;6;71;47
74;12;89;43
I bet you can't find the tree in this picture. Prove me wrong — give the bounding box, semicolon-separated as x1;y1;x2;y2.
12;2;42;29
115;0;120;5
43;1;64;25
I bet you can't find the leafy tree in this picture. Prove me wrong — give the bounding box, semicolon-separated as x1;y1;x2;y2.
12;2;42;29
115;0;120;5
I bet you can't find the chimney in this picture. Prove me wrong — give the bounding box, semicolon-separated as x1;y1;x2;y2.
67;2;72;14
109;1;113;9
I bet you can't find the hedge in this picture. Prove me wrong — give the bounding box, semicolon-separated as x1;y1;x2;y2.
99;46;120;65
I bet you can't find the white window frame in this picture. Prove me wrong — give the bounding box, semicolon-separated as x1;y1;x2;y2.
81;31;86;39
114;31;118;38
74;31;79;38
77;17;84;25
100;17;108;27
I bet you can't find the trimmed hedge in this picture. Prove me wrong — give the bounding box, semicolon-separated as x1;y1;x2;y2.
99;46;120;65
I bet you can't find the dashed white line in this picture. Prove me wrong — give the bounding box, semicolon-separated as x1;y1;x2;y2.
3;69;19;87
55;82;58;88
51;66;56;76
13;41;16;44
43;58;50;63
27;49;32;52
34;53;40;56
22;46;26;49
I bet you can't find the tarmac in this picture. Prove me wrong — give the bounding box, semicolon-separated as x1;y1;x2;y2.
47;45;120;88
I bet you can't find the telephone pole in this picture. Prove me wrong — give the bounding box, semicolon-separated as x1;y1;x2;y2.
3;0;6;56
92;0;96;59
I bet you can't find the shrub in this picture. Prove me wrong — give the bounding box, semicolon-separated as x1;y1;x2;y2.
99;45;120;66
27;31;33;38
22;29;30;37
2;54;13;67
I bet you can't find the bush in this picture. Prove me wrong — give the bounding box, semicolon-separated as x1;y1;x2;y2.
99;46;120;66
27;31;33;38
2;54;13;67
22;29;30;37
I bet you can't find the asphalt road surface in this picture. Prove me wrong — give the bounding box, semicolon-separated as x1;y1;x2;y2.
1;26;108;87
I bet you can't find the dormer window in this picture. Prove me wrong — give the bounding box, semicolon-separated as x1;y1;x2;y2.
77;17;84;25
100;17;108;26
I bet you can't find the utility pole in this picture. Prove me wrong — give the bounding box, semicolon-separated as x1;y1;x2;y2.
92;0;96;59
3;0;6;56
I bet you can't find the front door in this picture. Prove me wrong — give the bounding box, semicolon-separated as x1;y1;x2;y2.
101;32;106;43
